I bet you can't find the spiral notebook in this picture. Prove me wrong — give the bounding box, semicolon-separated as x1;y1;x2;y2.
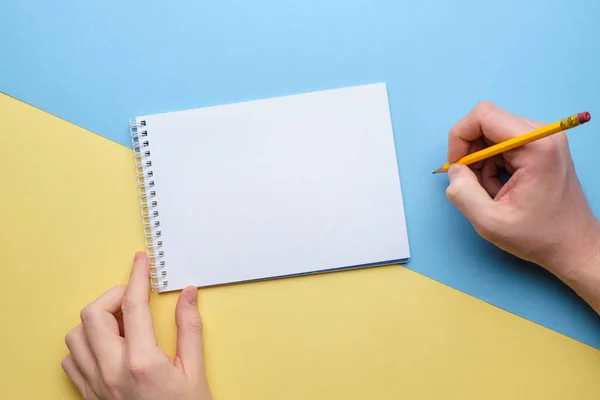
130;83;410;292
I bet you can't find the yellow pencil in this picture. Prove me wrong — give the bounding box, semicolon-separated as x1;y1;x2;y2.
433;111;591;174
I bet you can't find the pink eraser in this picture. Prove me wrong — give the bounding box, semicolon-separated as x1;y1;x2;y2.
577;112;591;124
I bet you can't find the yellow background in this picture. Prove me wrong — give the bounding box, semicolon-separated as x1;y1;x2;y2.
1;92;600;399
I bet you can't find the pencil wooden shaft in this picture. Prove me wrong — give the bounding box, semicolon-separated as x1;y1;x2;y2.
458;121;563;165
435;112;589;173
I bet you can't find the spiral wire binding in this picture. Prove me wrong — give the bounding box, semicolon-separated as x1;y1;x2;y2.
130;120;168;290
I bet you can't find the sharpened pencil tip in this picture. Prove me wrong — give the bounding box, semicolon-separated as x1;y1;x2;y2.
432;167;446;174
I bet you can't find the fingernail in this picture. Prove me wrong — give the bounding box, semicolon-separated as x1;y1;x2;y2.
182;286;198;305
134;251;147;262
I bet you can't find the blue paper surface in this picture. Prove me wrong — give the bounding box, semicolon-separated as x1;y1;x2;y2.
2;0;600;347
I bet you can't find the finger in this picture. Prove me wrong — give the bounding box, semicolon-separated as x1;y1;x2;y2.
81;284;127;366
448;101;545;162
472;169;482;185
480;157;504;198
65;325;97;379
122;252;158;353
62;355;90;397
175;286;207;381
468;138;486;170
505;160;515;174
115;312;125;337
446;164;497;231
483;136;495;147
448;101;499;162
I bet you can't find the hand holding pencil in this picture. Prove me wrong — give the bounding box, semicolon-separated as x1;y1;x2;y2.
434;109;590;174
442;101;600;312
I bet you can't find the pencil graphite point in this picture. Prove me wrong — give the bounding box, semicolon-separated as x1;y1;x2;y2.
432;167;445;174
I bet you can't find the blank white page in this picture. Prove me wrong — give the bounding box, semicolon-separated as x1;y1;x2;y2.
137;83;410;292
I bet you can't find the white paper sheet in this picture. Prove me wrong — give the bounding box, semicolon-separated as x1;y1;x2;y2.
136;83;410;291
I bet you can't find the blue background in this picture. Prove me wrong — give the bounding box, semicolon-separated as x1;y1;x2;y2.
2;0;600;347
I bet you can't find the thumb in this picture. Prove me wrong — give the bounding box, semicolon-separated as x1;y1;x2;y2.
175;286;207;380
446;164;496;229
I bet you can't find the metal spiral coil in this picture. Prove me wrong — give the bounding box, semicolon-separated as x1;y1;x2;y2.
130;120;168;290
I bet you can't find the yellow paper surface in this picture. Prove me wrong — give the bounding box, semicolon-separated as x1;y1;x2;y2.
1;92;600;399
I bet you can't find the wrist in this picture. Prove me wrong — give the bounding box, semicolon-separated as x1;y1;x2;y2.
550;219;600;312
